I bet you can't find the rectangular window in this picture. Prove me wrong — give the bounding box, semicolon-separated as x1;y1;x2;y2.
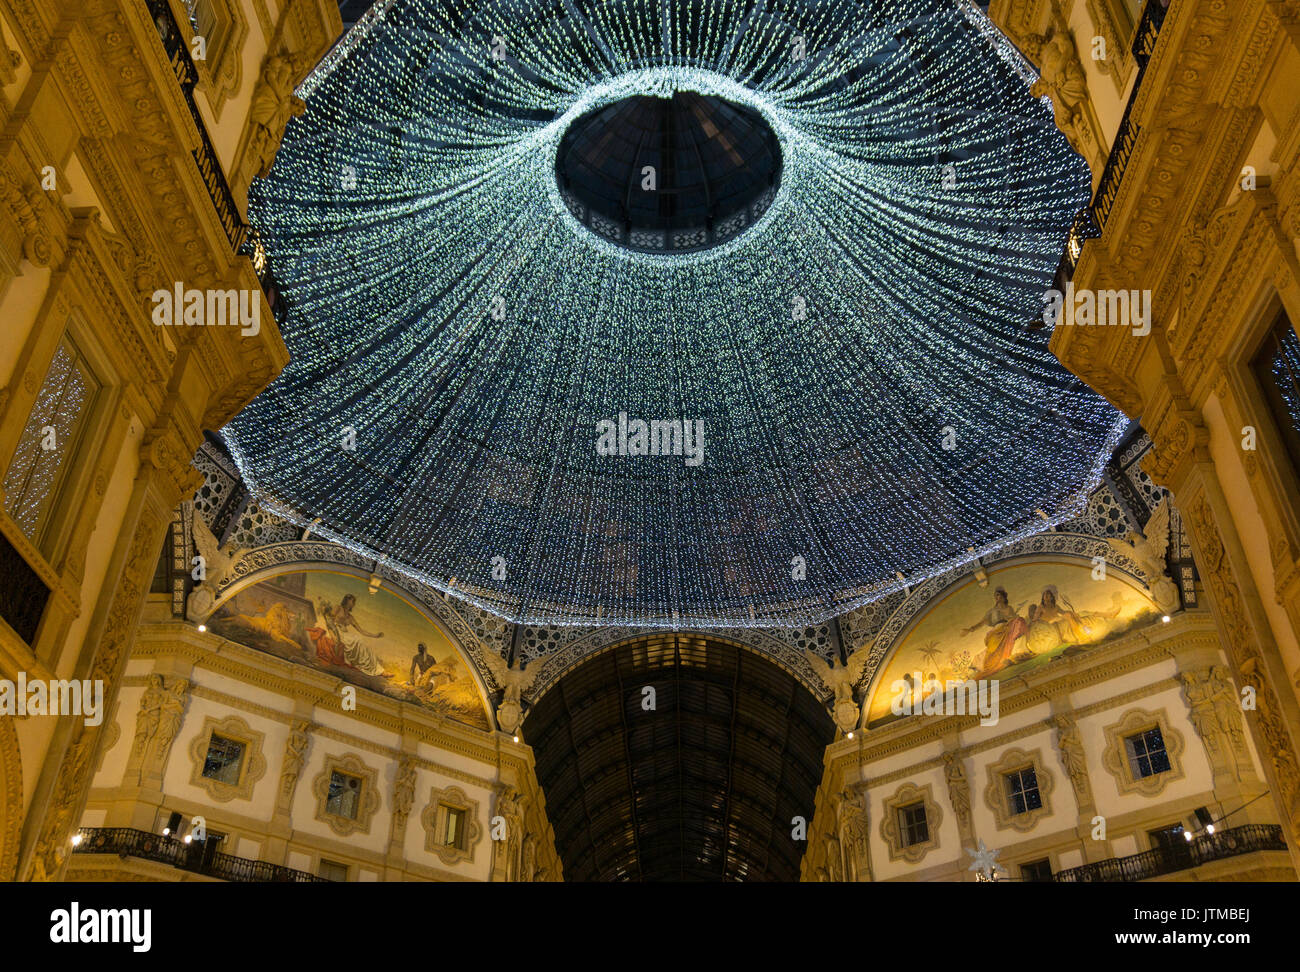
1251;309;1300;484
201;734;246;785
185;0;219;43
1149;823;1186;851
1021;858;1053;882
1126;727;1172;779
1005;767;1043;816
318;858;349;882
326;771;362;820
3;335;101;552
443;806;467;850
898;802;929;848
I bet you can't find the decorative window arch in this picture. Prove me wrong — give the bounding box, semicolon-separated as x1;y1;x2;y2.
188;713;267;802
1101;706;1187;798
312;752;381;837
879;781;943;865
983;747;1055;834
421;784;483;866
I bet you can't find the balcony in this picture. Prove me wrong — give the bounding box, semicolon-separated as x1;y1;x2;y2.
1054;824;1288;882
1061;0;1168;275
71;827;327;883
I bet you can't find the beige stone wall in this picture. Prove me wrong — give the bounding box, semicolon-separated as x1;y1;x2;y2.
0;0;339;880
989;0;1300;869
75;611;560;881
804;611;1289;881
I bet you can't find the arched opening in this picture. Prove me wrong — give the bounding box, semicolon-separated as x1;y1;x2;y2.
525;633;835;881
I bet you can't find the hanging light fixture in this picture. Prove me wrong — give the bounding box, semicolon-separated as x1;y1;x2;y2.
225;0;1121;627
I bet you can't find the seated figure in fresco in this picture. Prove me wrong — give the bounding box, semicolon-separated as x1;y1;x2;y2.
1024;585;1124;657
222;601;302;651
963;587;1030;678
307;593;390;677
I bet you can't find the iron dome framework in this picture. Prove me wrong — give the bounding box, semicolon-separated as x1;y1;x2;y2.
224;0;1123;627
525;634;835;882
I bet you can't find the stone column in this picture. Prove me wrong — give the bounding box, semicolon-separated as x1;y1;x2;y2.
20;452;192;880
263;711;313;867
1170;456;1300;871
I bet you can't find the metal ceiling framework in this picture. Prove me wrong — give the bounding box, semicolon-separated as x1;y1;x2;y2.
525;634;834;881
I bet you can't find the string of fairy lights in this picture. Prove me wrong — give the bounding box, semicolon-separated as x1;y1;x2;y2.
223;0;1125;628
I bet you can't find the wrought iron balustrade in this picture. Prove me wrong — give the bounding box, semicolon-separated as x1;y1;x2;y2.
144;0;246;252
1054;824;1287;882
72;827;327;882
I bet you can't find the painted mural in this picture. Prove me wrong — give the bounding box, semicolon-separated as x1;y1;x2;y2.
208;570;491;731
864;560;1159;728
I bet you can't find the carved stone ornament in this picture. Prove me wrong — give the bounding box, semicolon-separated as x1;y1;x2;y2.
311;752;381;838
1101;707;1187;798
880;781;943;865
187;714;267;802
420;785;482;866
982;747;1056;833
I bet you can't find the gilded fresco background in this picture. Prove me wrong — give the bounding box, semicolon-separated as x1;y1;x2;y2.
864;560;1159;728
209;570;491;730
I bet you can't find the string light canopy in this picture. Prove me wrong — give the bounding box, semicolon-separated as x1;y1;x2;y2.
225;0;1124;628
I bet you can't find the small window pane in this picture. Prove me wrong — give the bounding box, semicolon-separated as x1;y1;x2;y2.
1126;727;1171;779
3;337;100;549
185;0;219;40
201;734;245;785
1005;767;1042;815
443;806;466;849
898;802;929;847
326;771;362;819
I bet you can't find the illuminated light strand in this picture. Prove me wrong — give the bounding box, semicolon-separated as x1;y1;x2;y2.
226;0;1122;628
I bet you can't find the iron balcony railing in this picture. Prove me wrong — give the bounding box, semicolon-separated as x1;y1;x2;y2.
1054;824;1287;882
144;0;246;251
72;827;327;883
1062;0;1168;275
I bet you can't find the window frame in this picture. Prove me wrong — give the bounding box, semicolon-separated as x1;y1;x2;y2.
311;753;380;837
897;801;929;848
421;785;482;866
200;732;247;786
1020;857;1054;882
1125;726;1173;780
187;714;267;803
1102;707;1186;797
1248;307;1300;494
2;319;113;570
317;857;350;882
879;781;943;864
984;747;1055;833
326;769;364;821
